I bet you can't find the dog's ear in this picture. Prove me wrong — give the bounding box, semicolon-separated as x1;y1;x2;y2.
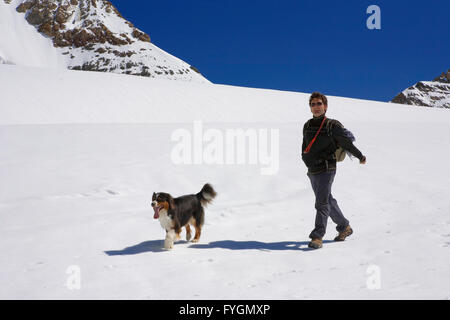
152;192;156;200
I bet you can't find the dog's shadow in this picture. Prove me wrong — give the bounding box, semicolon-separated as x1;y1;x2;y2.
104;239;182;255
189;240;334;252
105;239;334;255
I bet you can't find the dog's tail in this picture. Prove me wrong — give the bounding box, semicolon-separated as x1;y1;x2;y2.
197;183;217;206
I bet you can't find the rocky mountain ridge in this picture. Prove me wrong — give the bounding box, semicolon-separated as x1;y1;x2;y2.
391;69;450;108
2;0;209;82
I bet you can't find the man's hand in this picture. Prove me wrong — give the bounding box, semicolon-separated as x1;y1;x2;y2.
360;156;367;164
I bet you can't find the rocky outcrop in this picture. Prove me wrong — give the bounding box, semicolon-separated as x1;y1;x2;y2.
6;0;208;82
391;69;450;108
16;0;149;48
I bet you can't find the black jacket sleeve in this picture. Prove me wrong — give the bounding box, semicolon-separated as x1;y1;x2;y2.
331;121;364;160
301;122;307;155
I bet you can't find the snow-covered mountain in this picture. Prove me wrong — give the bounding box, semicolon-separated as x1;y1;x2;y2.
1;64;449;299
391;69;450;108
0;0;209;82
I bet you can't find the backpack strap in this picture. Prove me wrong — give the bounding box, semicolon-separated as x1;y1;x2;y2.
325;118;339;136
325;119;340;154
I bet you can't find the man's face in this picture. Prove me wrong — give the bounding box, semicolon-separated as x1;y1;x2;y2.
310;98;327;117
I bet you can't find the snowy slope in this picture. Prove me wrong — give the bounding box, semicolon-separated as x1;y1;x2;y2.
0;64;449;299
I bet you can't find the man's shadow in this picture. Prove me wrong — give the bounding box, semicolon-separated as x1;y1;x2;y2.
188;240;334;251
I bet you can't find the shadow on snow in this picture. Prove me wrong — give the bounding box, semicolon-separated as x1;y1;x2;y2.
105;240;168;255
189;240;334;251
105;239;335;255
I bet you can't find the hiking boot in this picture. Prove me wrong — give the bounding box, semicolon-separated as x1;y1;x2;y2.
334;226;353;241
308;238;323;249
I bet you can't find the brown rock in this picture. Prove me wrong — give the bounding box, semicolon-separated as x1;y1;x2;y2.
16;1;35;13
55;6;70;24
95;48;107;54
132;30;150;43
54;33;69;47
73;29;93;47
38;21;53;37
26;8;46;25
391;92;408;104
189;65;200;74
109;3;123;18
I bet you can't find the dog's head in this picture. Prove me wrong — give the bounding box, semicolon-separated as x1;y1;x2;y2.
151;192;174;219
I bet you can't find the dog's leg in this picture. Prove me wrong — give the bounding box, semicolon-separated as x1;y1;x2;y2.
164;230;175;249
192;224;202;243
185;225;192;242
175;228;181;242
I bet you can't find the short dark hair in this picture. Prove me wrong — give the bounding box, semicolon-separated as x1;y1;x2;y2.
309;92;328;106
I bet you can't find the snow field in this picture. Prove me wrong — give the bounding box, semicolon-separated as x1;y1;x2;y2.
0;65;449;299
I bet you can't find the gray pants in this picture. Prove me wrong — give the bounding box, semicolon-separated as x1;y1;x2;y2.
307;170;349;239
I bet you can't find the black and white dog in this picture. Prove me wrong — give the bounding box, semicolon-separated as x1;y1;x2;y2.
151;184;217;250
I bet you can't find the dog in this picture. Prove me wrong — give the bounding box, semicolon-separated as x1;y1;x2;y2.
151;183;217;250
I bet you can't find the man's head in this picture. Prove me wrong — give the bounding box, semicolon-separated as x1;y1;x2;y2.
309;92;328;118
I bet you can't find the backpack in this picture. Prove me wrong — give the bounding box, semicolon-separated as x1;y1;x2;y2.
325;120;356;162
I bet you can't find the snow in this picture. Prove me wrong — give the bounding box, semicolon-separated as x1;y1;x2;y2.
0;64;449;299
0;0;66;69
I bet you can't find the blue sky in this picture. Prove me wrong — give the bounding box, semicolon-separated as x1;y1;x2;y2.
110;0;449;102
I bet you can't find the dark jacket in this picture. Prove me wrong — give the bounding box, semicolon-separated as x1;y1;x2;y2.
301;115;365;174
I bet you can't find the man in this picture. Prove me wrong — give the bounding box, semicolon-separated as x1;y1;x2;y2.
302;92;366;249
